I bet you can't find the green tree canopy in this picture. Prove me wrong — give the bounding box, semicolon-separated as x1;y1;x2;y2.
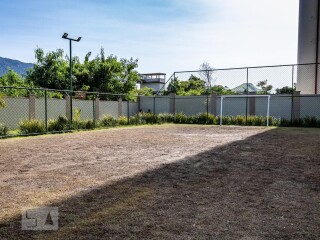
26;48;69;90
26;47;140;95
166;75;236;96
276;85;296;94
257;80;273;94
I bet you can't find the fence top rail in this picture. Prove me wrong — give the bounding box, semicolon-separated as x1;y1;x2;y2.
221;95;271;98
0;86;140;97
173;62;317;74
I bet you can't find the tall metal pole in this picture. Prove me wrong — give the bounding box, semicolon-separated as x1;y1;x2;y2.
62;33;81;127
246;68;249;125
69;39;73;128
220;96;223;127
45;89;48;132
69;39;73;127
69;40;72;92
291;65;295;125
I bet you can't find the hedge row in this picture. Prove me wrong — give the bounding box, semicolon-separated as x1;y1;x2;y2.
1;113;320;137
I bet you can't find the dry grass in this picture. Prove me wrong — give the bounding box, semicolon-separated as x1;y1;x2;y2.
0;125;319;239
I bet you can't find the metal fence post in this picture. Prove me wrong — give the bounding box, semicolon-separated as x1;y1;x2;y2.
45;89;48;132
220;96;224;126
153;96;156;115
206;92;209;124
118;97;122;118
127;99;130;125
291;65;295;125
93;95;96;128
173;72;176;118
70;91;73;129
246;68;249;125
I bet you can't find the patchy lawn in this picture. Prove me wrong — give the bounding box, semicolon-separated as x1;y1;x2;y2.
0;125;319;239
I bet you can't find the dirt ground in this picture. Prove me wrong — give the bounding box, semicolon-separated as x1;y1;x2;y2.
0;125;319;239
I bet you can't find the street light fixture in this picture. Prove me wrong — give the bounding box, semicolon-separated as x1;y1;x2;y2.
62;32;81;125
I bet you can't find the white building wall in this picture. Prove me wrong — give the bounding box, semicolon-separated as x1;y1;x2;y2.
297;0;320;94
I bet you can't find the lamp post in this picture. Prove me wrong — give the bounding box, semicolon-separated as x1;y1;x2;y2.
62;33;81;126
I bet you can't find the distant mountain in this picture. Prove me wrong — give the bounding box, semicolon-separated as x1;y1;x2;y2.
0;57;34;76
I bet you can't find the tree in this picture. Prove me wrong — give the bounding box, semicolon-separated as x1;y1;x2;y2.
276;84;296;94
257;80;273;94
167;77;181;94
26;48;69;90
199;62;215;89
26;47;140;95
209;85;237;95
0;69;35;97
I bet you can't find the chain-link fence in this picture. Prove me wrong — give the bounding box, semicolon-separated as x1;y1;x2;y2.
161;63;318;95
1;63;320;137
0;86;140;137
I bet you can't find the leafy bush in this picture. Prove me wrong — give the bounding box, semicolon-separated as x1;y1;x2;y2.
140;112;158;124
84;120;95;129
129;114;143;125
292;118;303;127
48;115;69;132
303;116;318;128
100;115;118;127
235;115;245;125
268;116;279;127
0;123;8;136
174;113;188;124
194;113;208;124
19;119;45;134
158;113;175;124
207;114;217;124
279;118;290;127
72;119;94;130
252;116;265;126
118;116;128;126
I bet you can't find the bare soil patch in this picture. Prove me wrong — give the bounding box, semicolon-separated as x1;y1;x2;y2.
0;125;319;239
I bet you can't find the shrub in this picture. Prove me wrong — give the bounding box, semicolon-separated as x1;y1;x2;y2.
235;115;245;126
84;120;95;129
174;113;188;124
140;112;158;124
303;116;318;128
129;114;143;125
100;115;118;127
72;119;95;130
253;116;264;126
221;115;232;125
0;123;8;136
207;114;216;124
279;118;290;127
194;113;208;124
292;118;303;127
268;116;279;127
19;119;45;134
246;115;255;126
158;113;175;124
48;115;69;132
118;116;128;126
229;116;237;125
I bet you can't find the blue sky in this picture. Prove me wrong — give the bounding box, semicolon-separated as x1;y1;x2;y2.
0;0;299;76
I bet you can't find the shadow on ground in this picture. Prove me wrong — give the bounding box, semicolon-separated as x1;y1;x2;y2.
0;128;319;239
